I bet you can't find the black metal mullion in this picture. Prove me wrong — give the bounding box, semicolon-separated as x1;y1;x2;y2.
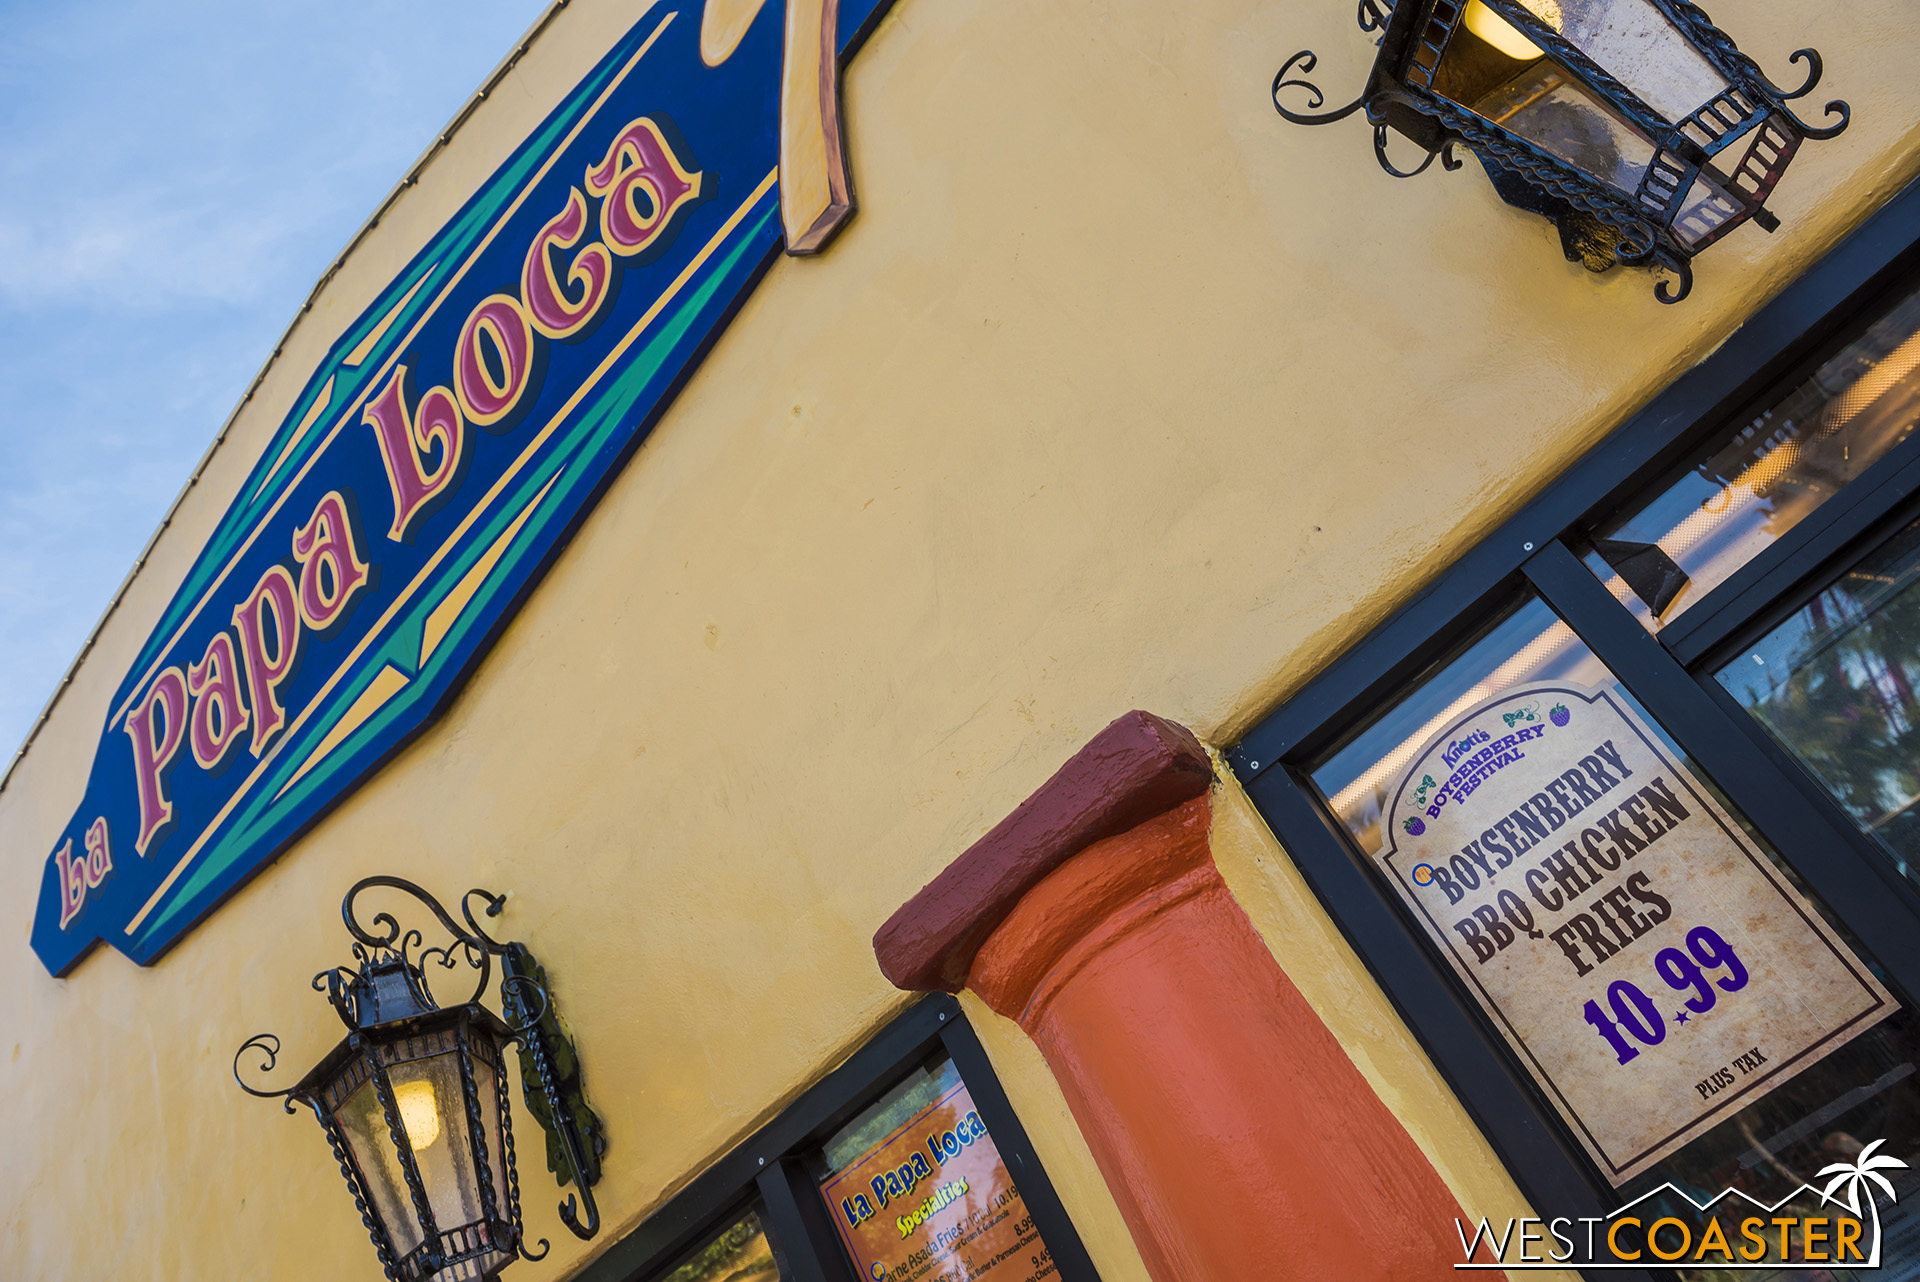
756;1159;857;1282
1691;665;1920;924
1523;538;1920;998
1662;432;1920;667
938;1017;1103;1282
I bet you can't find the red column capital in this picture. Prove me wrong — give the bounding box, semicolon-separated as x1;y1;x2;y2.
875;712;1481;1282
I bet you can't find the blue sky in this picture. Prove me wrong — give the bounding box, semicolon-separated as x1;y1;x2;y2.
0;0;551;763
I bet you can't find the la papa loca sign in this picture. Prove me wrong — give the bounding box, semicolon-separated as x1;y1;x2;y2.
1380;680;1893;1184
29;0;897;976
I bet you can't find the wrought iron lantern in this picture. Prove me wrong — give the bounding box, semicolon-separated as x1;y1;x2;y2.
1272;0;1849;301
235;878;606;1281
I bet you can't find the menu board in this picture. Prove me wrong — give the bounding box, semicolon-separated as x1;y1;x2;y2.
1378;680;1895;1184
820;1079;1055;1282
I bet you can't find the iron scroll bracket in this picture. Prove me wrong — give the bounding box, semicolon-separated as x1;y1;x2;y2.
1270;0;1846;303
342;877;607;1244
240;876;608;1251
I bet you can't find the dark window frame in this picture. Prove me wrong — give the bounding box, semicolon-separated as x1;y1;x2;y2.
573;994;1102;1282
1228;175;1920;1245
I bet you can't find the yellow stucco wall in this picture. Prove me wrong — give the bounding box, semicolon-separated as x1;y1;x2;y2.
4;0;1920;1278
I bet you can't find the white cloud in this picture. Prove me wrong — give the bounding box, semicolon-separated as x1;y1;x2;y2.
0;0;554;757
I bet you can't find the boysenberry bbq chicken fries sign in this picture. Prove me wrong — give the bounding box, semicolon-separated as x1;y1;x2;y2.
1378;681;1893;1184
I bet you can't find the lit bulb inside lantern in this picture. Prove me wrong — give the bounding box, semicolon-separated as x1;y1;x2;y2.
395;1079;442;1149
1464;0;1545;60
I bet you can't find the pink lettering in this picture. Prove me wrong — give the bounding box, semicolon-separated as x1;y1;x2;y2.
187;631;251;770
452;295;534;427
124;667;189;855
522;187;613;340
231;566;303;756
364;368;467;543
583;117;702;257
292;490;370;631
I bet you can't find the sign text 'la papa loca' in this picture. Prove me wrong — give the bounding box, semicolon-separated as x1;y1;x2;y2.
30;0;895;976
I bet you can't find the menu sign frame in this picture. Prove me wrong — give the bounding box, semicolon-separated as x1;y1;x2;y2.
1377;680;1894;1183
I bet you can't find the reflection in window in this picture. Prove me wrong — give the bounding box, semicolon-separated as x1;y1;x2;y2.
1718;515;1920;895
1312;598;1611;854
821;1058;962;1173
1589;281;1920;626
658;1211;778;1282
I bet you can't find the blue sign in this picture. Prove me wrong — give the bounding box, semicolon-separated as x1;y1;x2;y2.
31;0;894;975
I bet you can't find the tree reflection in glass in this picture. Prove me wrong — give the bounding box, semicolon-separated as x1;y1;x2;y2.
659;1211;778;1282
1719;515;1920;893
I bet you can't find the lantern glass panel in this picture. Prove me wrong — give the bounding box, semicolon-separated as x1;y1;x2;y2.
335;1065;431;1261
387;1046;491;1237
1506;0;1728;121
1436;16;1656;198
471;1048;510;1224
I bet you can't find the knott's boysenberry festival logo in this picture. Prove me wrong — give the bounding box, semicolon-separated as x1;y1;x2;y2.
1453;1139;1910;1269
28;0;900;976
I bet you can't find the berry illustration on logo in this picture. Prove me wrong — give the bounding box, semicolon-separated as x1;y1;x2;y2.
1404;817;1427;836
1550;703;1571;727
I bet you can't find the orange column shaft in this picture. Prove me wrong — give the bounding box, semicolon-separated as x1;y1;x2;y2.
968;796;1472;1282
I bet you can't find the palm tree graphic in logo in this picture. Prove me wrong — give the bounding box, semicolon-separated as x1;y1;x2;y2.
1817;1138;1910;1267
1458;1138;1914;1269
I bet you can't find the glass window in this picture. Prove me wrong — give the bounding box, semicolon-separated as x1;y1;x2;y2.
1587;280;1920;627
593;1004;1084;1282
1717;513;1920;897
1311;597;1920;1273
657;1210;779;1282
1314;597;1614;856
816;1055;1057;1282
